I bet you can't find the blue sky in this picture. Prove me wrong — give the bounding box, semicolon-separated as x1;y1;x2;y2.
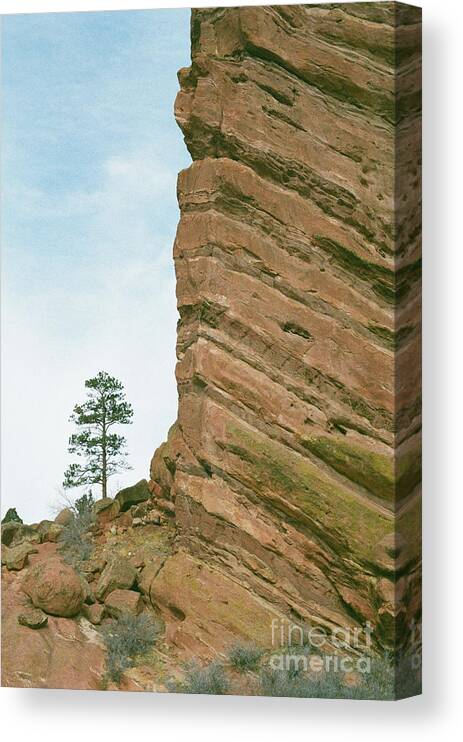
1;9;191;522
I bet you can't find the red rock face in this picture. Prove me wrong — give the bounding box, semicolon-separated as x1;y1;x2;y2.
150;3;421;656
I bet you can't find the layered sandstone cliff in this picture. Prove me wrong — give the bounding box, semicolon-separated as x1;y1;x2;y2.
149;3;422;657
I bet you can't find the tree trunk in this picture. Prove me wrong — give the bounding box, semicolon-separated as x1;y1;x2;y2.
102;408;107;499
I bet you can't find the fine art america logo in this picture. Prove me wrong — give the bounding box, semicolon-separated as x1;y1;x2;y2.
267;618;422;676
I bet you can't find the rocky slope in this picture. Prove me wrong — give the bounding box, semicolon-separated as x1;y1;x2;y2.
1;492;179;691
149;2;422;657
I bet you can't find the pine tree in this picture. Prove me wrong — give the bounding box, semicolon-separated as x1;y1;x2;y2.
63;371;133;499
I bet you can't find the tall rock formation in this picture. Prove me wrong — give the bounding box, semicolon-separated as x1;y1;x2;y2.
150;3;422;659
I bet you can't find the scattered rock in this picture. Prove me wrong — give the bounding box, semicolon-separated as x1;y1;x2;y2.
82;556;107;575
130;502;149;519
18;607;48;629
82;603;105;625
22;558;84;617
95;557;137;601
115;479;151;512
104;589;143;617
145;509;161;526
2;542;38;571
132;517;143;528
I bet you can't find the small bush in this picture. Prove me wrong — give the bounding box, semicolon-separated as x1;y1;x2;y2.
228;642;264;673
59;514;93;569
260;662;359;699
101;613;158;683
58;493;96;569
171;660;230;695
74;491;95;519
259;650;421;700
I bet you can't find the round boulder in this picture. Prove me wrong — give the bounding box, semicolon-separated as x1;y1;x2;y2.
22;558;84;617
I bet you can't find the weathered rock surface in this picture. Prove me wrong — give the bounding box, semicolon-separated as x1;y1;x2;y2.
150;3;422;654
2;542;38;571
104;588;143;617
93;497;114;515
54;507;74;527
95;556;136;601
22;558;84;617
37;520;63;543
1;521;40;547
115;479;151;512
18;607;48;629
82;602;105;625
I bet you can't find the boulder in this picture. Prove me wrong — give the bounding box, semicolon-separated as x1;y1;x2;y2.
1;522;19;546
2;542;38;571
82;556;107;576
54;508;74;527
1;521;40;547
93;498;114;515
115;479;151;512
95;557;136;601
18;607;48;629
104;589;143;617
93;498;119;525
82;603;105;625
37;520;63;543
22;558;84;617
